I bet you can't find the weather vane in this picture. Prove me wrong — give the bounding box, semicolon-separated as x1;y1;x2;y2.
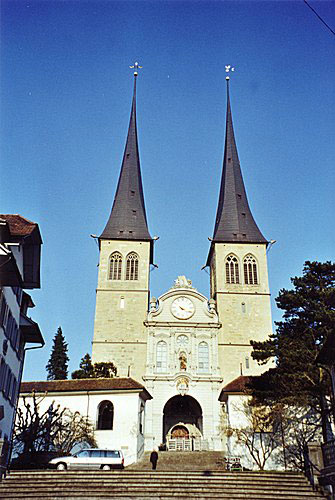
225;65;235;80
129;61;142;76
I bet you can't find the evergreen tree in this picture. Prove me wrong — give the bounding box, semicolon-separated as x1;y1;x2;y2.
46;327;69;380
72;353;94;379
72;354;117;379
250;261;335;413
92;361;117;378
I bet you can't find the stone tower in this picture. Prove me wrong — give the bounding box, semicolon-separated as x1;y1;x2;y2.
92;70;153;381
207;77;273;384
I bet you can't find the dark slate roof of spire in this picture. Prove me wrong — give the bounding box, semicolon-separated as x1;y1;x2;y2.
211;79;267;245
100;75;152;242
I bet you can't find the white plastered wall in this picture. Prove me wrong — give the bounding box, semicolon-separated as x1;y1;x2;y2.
18;390;145;466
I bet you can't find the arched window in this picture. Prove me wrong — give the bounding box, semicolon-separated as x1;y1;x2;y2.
156;341;167;373
225;255;240;284
198;342;209;373
244;254;258;285
126;252;139;280
97;400;114;430
109;252;122;280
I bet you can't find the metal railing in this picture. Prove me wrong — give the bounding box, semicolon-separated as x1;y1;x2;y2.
166;437;209;451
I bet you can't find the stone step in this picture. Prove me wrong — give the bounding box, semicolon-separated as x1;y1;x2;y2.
0;484;326;498
127;451;227;471
2;486;319;496
2;475;313;486
0;477;316;487
3;478;311;487
6;470;311;479
0;490;326;499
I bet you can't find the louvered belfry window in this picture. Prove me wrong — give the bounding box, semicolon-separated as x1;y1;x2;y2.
225;255;240;284
109;252;122;280
244;254;258;285
126;252;139;280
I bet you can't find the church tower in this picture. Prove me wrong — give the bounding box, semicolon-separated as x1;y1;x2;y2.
92;67;153;381
207;76;273;384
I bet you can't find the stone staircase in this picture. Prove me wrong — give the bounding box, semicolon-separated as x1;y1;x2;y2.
0;470;327;499
0;452;327;499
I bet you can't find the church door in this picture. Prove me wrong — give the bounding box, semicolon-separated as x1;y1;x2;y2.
162;395;203;443
171;425;189;439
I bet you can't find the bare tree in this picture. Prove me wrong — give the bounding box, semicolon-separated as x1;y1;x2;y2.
14;392;96;457
277;405;322;471
227;401;280;470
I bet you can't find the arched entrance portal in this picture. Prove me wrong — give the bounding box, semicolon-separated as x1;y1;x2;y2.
163;395;203;443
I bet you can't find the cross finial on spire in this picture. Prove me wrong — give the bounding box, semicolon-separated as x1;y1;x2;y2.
129;61;143;77
225;64;235;81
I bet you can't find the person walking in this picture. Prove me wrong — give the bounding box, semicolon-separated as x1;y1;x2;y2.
150;448;158;470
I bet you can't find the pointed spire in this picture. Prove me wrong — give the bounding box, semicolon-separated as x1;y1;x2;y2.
100;72;152;243
211;78;267;245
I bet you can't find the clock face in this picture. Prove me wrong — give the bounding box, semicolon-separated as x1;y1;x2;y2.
171;297;195;319
176;335;189;348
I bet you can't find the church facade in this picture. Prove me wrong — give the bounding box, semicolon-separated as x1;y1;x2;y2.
91;70;273;453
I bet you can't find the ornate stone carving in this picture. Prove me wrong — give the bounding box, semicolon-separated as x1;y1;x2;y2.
172;276;194;289
208;298;216;314
176;377;189;396
149;296;157;312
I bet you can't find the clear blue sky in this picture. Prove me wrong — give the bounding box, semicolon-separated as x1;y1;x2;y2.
1;0;334;381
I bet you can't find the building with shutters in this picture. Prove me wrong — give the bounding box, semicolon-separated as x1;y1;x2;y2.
0;215;44;473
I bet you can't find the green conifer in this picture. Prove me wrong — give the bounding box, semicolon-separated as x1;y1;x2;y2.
46;327;69;380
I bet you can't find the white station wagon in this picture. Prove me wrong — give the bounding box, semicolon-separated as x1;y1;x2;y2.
49;448;124;470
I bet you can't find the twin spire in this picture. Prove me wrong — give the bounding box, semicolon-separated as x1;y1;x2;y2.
100;70;266;252
100;71;152;242
211;78;267;244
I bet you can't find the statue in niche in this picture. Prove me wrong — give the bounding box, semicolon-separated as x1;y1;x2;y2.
179;352;187;371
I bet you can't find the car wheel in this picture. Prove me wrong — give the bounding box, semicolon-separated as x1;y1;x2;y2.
101;465;111;471
56;462;67;471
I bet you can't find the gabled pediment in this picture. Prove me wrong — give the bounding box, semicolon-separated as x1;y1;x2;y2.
147;276;219;325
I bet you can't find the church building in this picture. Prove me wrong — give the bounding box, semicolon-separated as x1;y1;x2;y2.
91;67;273;453
19;68;273;466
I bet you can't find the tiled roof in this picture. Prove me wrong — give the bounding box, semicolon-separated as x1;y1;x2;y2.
20;377;152;399
0;215;42;288
0;215;38;237
100;75;152;246
220;375;251;393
